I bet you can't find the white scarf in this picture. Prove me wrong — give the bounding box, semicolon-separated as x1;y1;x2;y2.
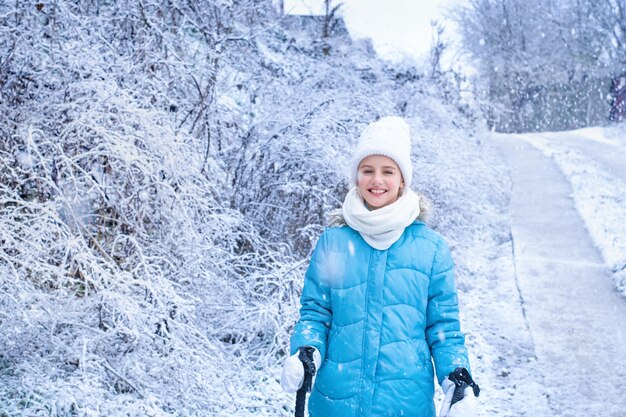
341;187;421;250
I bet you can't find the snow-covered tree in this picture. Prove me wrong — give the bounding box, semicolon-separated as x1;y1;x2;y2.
453;0;615;131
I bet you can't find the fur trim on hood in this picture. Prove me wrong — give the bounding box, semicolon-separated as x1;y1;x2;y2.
327;190;432;227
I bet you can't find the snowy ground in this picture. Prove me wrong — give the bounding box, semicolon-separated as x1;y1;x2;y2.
491;130;626;416
508;127;626;297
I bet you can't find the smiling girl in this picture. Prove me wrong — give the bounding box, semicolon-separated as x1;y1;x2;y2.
281;117;479;417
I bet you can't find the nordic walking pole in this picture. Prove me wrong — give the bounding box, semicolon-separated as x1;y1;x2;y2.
295;346;317;417
449;367;480;406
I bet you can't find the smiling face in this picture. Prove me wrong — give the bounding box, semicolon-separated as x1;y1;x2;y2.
357;155;405;209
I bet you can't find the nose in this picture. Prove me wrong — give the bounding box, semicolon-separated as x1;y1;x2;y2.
372;172;384;184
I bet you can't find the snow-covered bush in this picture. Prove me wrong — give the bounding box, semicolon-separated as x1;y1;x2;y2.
0;1;299;414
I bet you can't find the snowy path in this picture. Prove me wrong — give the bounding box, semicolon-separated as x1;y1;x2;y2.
492;134;626;417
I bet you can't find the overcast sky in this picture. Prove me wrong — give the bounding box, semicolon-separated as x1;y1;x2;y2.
283;0;463;64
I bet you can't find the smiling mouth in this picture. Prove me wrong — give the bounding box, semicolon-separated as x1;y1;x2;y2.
369;189;387;195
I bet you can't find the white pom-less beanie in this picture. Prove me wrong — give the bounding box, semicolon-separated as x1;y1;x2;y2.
350;116;413;188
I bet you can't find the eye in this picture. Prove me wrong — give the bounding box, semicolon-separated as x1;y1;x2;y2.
384;170;395;175
361;169;373;174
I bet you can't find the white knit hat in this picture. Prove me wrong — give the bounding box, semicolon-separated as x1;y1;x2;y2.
350;116;413;188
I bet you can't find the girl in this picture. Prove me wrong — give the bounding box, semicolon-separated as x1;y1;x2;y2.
281;117;478;417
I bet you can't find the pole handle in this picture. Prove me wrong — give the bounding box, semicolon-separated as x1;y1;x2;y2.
294;346;317;417
448;367;480;406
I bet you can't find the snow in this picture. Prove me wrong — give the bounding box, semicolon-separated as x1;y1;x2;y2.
510;127;626;297
2;2;626;416
491;131;626;416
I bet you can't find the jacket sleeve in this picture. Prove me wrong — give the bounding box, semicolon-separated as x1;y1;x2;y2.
289;231;332;362
425;236;471;385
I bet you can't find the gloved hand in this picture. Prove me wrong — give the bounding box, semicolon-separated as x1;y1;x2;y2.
280;346;322;393
439;368;479;417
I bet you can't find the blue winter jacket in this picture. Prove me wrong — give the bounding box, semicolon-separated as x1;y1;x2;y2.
290;221;470;417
